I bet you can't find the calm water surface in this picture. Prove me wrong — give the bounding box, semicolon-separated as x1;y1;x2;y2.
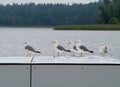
0;27;120;59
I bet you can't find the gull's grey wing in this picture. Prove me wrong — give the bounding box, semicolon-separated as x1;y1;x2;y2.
79;45;89;52
73;46;78;51
104;46;107;53
25;45;35;52
57;45;65;51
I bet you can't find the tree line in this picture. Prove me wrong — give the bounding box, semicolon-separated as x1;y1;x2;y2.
99;0;120;24
0;2;102;26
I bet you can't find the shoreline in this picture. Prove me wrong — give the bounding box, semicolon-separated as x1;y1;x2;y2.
54;24;120;30
0;25;54;28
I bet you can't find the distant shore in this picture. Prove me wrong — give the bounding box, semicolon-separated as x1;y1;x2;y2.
0;25;53;28
54;24;120;30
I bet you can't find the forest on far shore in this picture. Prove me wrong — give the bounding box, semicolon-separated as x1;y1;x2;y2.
1;0;120;26
0;2;102;26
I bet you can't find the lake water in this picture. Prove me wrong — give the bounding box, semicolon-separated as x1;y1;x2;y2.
0;27;120;59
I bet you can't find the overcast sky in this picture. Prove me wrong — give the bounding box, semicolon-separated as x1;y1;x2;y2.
0;0;99;5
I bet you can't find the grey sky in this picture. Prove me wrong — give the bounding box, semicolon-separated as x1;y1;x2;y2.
0;0;99;5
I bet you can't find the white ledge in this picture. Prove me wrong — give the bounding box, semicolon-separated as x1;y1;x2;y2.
33;56;120;64
0;56;120;64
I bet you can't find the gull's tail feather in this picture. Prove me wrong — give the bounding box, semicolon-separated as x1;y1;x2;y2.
33;50;41;53
64;49;71;52
89;50;94;54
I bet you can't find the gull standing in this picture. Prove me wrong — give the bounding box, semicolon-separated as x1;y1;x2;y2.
75;40;94;57
68;41;78;56
52;40;71;56
99;43;107;56
23;41;41;57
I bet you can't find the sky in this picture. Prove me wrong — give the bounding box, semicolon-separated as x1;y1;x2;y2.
0;0;99;5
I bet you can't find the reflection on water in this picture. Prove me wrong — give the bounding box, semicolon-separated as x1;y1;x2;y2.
0;27;120;59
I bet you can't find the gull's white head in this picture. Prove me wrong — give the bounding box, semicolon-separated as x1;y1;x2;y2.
51;40;57;44
68;41;73;45
23;41;30;45
75;40;81;45
100;43;104;46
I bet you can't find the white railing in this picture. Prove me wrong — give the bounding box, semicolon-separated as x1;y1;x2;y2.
0;56;120;87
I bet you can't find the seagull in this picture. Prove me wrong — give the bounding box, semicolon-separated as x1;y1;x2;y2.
52;40;71;56
75;40;94;57
23;41;41;57
99;43;107;56
68;41;78;56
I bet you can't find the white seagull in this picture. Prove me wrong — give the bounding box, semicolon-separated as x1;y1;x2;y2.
75;40;94;57
23;41;41;57
68;41;78;56
99;43;107;56
52;40;71;56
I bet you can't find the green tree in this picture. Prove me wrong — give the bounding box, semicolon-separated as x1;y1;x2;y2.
109;17;119;24
99;0;120;24
0;2;102;26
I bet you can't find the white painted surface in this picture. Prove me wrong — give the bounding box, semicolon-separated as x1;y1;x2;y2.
0;57;32;63
0;56;120;87
0;56;120;64
32;56;120;64
0;65;30;87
